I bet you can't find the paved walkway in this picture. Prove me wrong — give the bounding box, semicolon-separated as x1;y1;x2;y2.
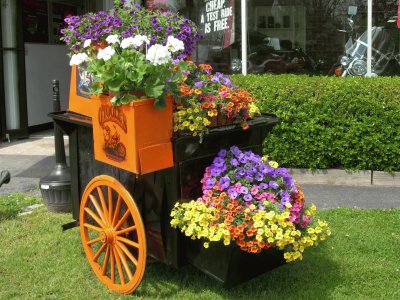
0;134;399;209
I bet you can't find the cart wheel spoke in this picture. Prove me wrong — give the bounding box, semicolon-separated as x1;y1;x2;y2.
114;210;131;230
88;194;107;224
112;195;122;227
80;175;146;294
84;207;106;228
96;186;109;222
116;241;138;266
117;236;139;249
83;223;102;232
115;244;133;280
114;245;126;285
110;247;115;284
102;245;111;276
86;236;103;246
116;225;136;236
108;186;113;222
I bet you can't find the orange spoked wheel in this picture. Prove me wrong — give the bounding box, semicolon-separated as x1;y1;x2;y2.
79;175;146;294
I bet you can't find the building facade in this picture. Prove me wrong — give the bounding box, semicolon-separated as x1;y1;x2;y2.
1;0;399;140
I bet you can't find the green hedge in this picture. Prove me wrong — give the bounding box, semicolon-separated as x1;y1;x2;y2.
231;75;400;172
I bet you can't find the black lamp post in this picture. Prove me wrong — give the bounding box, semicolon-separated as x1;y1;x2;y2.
39;80;72;212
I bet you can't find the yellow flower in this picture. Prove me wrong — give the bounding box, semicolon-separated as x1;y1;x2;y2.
269;161;279;168
203;242;209;248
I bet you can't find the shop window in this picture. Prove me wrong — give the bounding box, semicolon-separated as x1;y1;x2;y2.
22;0;102;44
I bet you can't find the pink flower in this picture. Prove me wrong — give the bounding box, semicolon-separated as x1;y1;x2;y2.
250;186;259;195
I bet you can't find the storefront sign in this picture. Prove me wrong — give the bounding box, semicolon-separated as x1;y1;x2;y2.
199;0;235;48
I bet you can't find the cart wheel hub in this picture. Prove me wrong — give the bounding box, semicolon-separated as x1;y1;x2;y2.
101;228;115;244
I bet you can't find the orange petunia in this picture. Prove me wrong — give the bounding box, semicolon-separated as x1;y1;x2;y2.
202;102;210;109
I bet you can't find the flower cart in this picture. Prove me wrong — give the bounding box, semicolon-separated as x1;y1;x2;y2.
56;1;330;294
50;103;278;294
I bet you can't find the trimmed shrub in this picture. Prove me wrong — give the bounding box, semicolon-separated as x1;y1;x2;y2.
232;74;400;172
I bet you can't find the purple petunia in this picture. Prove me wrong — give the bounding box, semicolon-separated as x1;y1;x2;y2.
269;181;279;189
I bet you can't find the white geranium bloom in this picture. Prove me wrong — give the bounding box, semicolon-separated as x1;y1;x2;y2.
121;35;150;49
166;36;184;53
69;53;89;66
105;34;120;45
97;46;115;61
132;35;150;47
121;37;135;49
146;44;171;65
83;39;91;48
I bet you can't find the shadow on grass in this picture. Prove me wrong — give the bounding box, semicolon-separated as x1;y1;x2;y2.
136;246;339;299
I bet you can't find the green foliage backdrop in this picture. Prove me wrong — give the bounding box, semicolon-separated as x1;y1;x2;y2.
232;75;400;172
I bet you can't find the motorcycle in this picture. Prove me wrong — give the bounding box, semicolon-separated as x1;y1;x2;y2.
333;15;400;77
231;34;318;74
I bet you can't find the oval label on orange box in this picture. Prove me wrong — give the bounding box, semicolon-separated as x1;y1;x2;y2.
98;104;128;162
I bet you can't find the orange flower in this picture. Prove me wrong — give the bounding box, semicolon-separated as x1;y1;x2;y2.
202;102;210;109
242;123;249;130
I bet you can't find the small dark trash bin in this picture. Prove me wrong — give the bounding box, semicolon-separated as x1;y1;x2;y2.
40;164;71;213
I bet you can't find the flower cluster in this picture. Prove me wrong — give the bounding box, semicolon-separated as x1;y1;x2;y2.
60;1;201;107
61;1;201;60
173;63;260;139
171;147;331;262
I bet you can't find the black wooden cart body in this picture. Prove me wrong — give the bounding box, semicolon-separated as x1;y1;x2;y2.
51;111;282;292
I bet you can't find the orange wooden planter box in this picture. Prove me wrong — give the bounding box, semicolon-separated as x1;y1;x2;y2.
92;96;174;175
68;66;174;174
68;66;99;117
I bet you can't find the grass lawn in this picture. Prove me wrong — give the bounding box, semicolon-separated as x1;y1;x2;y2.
0;193;41;221
0;196;399;299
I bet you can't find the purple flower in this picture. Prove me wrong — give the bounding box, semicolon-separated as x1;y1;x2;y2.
218;149;227;158
244;194;253;202
213;157;225;167
269;181;279;189
230;158;238;167
259;183;269;190
205;178;215;189
228;189;238;199
210;167;222;177
219;176;230;189
194;81;205;87
255;172;264;181
240;186;249;194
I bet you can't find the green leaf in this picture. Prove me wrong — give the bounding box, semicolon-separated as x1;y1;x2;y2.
154;96;166;110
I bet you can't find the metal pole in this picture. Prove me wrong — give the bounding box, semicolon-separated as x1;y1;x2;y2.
366;0;372;77
52;80;66;164
241;0;247;75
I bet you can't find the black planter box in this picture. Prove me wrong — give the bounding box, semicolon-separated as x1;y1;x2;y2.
185;239;286;287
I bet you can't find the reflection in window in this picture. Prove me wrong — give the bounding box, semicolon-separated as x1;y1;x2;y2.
144;0;400;76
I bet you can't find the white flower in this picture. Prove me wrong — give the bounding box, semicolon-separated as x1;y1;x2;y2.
105;34;120;45
166;36;184;53
97;46;115;61
69;53;89;66
146;44;172;65
121;35;150;49
121;37;134;49
83;39;91;48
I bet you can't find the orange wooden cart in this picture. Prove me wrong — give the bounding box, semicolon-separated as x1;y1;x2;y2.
49;68;280;294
